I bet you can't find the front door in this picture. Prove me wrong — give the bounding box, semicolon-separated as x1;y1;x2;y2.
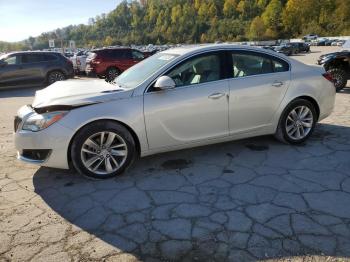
144;52;229;149
0;54;23;86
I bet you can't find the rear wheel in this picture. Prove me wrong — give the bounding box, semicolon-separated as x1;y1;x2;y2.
328;68;347;92
105;67;120;82
275;99;317;144
71;121;136;179
47;70;65;85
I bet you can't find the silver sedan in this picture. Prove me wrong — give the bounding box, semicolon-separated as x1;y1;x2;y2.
14;44;336;179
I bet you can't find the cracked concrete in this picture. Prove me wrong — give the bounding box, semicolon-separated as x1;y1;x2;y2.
1;47;350;261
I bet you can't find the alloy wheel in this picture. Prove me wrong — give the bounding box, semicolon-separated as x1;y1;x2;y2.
107;68;118;81
80;131;128;175
48;71;65;84
285;106;314;140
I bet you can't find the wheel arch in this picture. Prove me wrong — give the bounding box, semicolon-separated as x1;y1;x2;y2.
295;95;320;120
46;68;66;77
275;95;321;133
67;119;141;168
106;66;121;74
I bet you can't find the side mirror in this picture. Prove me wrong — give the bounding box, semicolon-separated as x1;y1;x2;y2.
0;61;6;67
154;76;175;91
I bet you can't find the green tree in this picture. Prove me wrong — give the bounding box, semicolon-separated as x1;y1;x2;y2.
248;16;266;40
261;0;282;38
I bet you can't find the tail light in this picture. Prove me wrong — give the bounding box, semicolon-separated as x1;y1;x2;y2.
77;59;81;66
322;72;334;83
66;58;73;65
91;59;101;65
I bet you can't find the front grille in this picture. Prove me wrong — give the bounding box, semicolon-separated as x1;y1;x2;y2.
14;116;22;132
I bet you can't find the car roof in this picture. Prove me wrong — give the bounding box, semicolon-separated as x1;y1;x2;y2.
6;51;61;56
160;43;301;67
161;44;285;57
92;47;131;52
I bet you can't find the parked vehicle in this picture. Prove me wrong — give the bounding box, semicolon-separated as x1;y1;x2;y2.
71;50;88;74
261;46;276;51
317;38;332;46
64;52;74;58
290;42;310;53
274;44;298;56
85;48;146;81
331;39;339;46
318;50;350;91
303;34;318;41
338;40;346;47
0;51;74;88
14;44;335;179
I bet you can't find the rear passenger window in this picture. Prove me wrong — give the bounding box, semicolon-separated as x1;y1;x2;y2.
231;51;289;77
272;59;289;72
43;54;57;61
232;53;273;77
108;50;127;59
22;54;43;63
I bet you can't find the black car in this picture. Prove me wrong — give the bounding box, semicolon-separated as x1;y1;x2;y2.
318;51;350;91
290;42;310;53
274;44;298;56
0;51;74;88
261;46;276;51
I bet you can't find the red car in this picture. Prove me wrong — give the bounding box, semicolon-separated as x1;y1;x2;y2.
85;48;147;80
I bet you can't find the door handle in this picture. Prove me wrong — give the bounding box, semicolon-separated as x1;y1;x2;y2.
272;81;284;87
208;93;225;99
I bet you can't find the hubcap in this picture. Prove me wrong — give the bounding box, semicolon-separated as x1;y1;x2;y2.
332;73;342;86
49;72;64;84
285;106;313;140
108;69;118;80
81;131;128;175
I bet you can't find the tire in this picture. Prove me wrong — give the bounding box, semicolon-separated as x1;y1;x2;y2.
328;68;347;92
275;99;317;145
71;121;136;179
105;67;120;82
47;70;65;85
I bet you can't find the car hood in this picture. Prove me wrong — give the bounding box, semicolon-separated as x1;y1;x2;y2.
319;51;350;59
32;79;133;109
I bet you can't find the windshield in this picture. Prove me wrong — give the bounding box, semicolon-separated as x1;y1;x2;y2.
115;52;179;89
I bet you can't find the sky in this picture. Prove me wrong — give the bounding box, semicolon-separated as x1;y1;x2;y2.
0;0;122;42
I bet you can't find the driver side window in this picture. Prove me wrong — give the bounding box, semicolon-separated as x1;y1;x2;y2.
167;54;221;87
3;55;18;65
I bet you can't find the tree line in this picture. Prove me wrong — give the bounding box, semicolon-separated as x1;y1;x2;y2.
1;0;350;52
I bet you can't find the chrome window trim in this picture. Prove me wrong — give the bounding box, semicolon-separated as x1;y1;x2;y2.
143;47;291;94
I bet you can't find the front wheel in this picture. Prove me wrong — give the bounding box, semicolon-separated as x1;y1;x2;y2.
328;68;347;92
275;99;317;144
71;121;136;179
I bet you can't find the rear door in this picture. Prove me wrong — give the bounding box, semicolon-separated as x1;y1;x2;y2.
20;53;46;84
227;50;291;134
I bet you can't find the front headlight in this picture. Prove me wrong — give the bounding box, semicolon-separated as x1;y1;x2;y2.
22;111;68;132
